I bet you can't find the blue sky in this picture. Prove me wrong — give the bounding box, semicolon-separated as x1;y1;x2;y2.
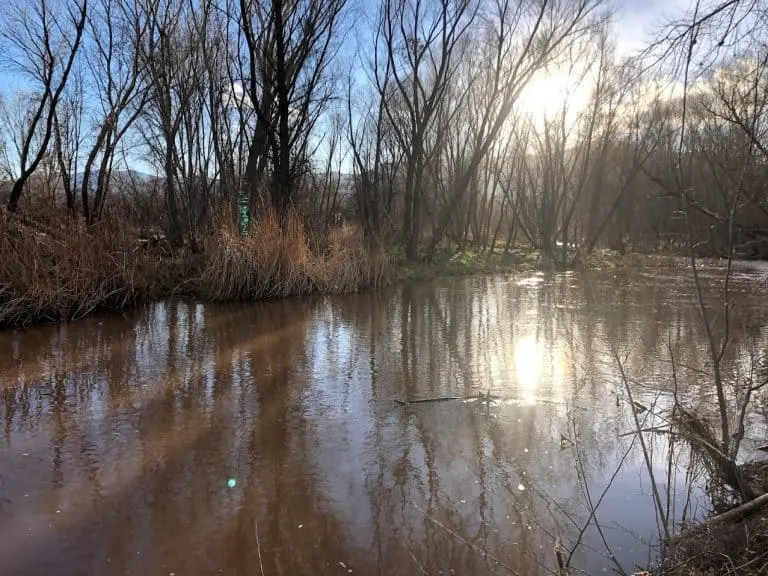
0;0;695;177
0;0;694;95
613;0;692;54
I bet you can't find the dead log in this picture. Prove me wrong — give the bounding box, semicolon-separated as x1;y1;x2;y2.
705;491;768;525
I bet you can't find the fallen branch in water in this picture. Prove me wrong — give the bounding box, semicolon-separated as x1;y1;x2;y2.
554;539;567;576
704;491;768;525
254;516;265;576
394;394;571;407
394;392;525;406
394;396;465;405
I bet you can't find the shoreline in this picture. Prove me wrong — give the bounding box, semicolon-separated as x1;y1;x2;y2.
2;244;740;332
654;461;768;575
0;242;640;331
1;230;753;334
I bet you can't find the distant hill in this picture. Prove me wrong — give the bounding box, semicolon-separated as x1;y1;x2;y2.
73;169;156;190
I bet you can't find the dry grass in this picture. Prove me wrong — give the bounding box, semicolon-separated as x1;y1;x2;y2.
657;462;768;576
200;209;392;301
0;207;160;327
658;512;768;575
0;205;393;328
201;209;314;300
317;224;392;292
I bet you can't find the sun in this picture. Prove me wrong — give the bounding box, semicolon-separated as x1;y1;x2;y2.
516;68;593;123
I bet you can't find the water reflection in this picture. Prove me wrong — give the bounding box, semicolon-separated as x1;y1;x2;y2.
1;266;767;575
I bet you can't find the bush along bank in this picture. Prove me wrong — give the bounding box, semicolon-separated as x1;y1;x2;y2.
0;210;640;330
654;461;768;576
0;209;392;329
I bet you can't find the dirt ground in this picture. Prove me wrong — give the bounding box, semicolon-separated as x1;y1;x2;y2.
656;461;768;575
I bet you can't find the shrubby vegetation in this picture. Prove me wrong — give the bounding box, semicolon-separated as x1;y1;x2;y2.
1;1;768;573
0;0;767;321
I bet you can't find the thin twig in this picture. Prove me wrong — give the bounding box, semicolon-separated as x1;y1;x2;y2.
254;516;265;576
414;503;522;576
612;346;671;540
401;542;429;576
565;414;640;575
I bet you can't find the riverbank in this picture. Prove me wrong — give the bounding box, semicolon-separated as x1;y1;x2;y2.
655;461;768;576
397;245;635;281
0;208;659;329
0;209;391;328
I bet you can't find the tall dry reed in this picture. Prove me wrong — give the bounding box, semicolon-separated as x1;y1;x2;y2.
0;209;158;327
315;224;392;292
0;206;393;328
200;209;392;301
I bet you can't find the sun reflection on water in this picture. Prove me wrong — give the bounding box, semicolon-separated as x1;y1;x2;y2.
513;335;568;405
514;336;542;404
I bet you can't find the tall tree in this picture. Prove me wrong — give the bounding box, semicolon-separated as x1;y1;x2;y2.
423;0;606;259
0;0;87;212
374;0;479;259
238;0;348;218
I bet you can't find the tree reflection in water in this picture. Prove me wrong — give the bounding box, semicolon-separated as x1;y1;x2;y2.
1;266;767;575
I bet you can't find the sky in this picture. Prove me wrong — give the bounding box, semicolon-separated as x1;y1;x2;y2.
0;0;697;177
0;0;695;95
613;0;693;55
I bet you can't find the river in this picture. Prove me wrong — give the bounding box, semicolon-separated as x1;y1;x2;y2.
2;264;767;575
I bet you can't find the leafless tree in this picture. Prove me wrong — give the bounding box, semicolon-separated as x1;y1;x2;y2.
0;0;87;212
77;0;150;223
138;0;203;243
373;0;479;259
0;93;42;181
630;0;768;504
52;72;85;216
237;0;348;218
423;0;607;259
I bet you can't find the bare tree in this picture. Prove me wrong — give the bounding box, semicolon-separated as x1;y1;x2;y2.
138;0;202;243
630;0;768;504
373;0;479;259
0;93;42;181
78;0;149;223
0;0;87;212
347;65;401;239
237;0;348;218
52;72;85;216
423;0;606;259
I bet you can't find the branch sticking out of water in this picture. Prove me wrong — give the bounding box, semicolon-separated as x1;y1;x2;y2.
413;503;525;576
611;346;671;541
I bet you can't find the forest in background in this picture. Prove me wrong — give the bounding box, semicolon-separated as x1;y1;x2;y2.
1;0;768;325
2;2;768;574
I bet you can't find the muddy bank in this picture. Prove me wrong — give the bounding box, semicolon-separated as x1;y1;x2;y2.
657;462;768;576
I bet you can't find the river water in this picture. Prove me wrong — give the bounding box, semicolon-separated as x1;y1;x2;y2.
2;264;768;575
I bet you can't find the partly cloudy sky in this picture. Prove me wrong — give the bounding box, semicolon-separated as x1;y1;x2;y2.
612;0;693;55
0;0;695;97
0;0;699;176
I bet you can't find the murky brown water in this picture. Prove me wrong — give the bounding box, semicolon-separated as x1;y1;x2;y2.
2;264;768;576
